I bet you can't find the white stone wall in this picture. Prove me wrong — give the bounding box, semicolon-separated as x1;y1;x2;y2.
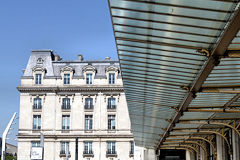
18;75;133;160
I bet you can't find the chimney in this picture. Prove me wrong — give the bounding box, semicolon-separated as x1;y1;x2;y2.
105;56;111;60
54;54;61;61
78;54;84;61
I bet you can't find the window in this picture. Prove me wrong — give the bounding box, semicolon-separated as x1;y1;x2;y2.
33;115;41;130
130;141;134;155
64;74;70;84
62;115;70;130
108;115;116;130
36;58;44;64
86;73;92;84
60;142;70;155
85;115;93;130
62;98;71;109
85;98;93;109
33;98;42;109
107;142;116;154
107;98;116;109
35;74;42;85
109;73;115;84
32;141;40;147
84;141;93;154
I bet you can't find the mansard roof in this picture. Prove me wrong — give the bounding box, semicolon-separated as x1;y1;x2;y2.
22;50;121;78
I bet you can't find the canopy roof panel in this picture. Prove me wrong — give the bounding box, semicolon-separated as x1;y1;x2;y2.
108;0;240;149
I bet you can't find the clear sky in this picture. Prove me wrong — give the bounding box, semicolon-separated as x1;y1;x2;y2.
0;0;117;145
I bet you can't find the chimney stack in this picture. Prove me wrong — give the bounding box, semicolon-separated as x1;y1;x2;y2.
78;54;84;61
105;57;111;60
54;54;61;61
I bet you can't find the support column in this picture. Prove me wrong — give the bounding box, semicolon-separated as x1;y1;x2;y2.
186;150;195;160
216;135;226;160
200;145;206;160
232;129;239;160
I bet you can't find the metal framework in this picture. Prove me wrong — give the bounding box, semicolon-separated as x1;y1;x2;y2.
108;0;240;154
164;141;208;160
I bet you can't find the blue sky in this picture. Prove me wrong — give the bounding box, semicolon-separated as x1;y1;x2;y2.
0;0;117;145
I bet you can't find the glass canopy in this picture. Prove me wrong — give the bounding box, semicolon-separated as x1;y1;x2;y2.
109;0;240;149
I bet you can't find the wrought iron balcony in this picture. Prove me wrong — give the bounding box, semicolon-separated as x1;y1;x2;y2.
84;105;94;110
107;105;116;110
106;151;117;157
83;150;94;157
61;105;71;110
59;150;71;157
33;104;42;110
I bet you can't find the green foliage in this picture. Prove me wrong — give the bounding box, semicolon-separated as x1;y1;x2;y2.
0;155;17;160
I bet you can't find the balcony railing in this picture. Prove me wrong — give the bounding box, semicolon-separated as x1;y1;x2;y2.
106;151;117;157
62;105;71;110
107;105;116;110
83;150;94;157
84;105;94;110
33;104;42;110
33;126;41;130
59;150;71;157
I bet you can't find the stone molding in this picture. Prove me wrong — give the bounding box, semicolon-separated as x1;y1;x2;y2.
17;86;124;93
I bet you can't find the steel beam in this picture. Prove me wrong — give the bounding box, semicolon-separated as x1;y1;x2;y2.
179;121;240;136
187;109;240;113
157;4;240;149
169;130;233;154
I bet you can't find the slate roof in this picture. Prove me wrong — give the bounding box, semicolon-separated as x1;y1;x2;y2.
23;50;120;78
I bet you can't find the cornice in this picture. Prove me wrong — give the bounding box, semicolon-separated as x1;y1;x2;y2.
17;85;124;93
18;133;133;139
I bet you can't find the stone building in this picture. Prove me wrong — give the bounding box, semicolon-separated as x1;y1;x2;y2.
17;50;134;160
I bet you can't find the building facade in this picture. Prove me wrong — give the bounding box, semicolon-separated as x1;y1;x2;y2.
17;50;134;160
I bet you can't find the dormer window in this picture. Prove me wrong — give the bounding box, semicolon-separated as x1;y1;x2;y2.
83;65;96;85
86;73;92;84
60;66;74;85
64;74;70;85
35;74;42;85
109;73;115;84
106;66;118;85
32;66;46;85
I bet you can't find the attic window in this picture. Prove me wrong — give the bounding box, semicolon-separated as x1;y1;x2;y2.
37;58;44;64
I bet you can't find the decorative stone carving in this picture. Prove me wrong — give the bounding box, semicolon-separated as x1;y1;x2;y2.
36;58;44;64
105;66;118;72
60;66;74;73
82;65;96;73
32;66;46;72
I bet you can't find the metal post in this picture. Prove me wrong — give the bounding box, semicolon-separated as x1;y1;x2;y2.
40;132;44;160
75;137;78;160
1;112;17;160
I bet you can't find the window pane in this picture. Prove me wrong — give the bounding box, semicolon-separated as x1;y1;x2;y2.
85;115;93;130
33;115;41;130
32;141;40;147
33;98;42;109
62;98;70;109
62;115;70;130
109;73;115;84
35;74;42;84
64;74;70;84
86;73;93;84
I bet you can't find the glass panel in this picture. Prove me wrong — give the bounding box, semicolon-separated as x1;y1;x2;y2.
86;73;93;84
